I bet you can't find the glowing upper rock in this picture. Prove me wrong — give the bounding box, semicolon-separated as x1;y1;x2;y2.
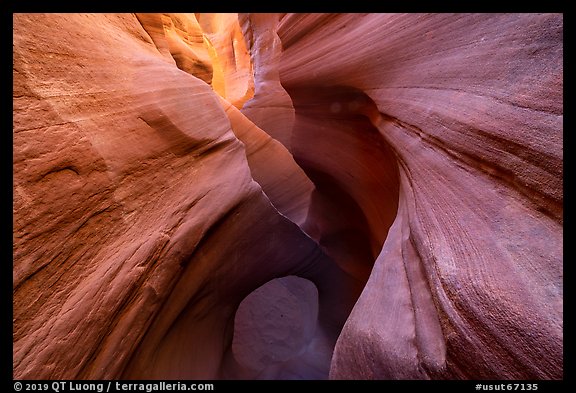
13;13;562;380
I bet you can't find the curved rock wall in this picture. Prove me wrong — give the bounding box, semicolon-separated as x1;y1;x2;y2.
275;13;563;380
13;13;562;380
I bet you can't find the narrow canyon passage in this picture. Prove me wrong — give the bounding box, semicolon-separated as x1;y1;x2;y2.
13;13;562;380
287;85;400;283
218;85;402;379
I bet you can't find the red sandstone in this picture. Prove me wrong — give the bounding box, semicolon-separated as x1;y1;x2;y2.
13;13;563;380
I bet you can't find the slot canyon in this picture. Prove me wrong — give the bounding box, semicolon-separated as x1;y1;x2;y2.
13;13;563;380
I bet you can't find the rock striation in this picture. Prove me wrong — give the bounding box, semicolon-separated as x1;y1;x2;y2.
13;13;562;380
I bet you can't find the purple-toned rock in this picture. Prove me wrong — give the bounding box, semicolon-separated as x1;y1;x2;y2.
13;13;562;380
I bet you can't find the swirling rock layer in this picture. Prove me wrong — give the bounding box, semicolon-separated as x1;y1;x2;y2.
13;13;562;380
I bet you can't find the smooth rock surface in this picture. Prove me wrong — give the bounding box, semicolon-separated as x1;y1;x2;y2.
13;13;355;380
219;97;314;226
276;13;563;379
238;13;296;148
13;13;562;380
231;276;324;379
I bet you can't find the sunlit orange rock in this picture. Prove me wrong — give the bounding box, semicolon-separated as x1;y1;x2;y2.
13;13;562;380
